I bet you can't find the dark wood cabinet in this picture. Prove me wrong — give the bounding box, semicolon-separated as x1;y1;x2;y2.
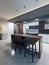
18;22;23;34
39;19;49;34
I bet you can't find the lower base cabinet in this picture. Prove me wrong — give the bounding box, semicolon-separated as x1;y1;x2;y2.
39;34;49;43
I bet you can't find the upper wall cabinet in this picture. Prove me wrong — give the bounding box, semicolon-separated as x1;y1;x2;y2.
39;19;49;34
23;21;39;34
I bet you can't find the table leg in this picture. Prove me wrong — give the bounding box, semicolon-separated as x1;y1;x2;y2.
39;38;42;58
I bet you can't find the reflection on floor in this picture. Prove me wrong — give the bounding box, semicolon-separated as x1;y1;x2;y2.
0;40;49;65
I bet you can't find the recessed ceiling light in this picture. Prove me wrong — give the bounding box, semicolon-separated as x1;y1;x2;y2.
16;9;19;12
24;5;26;8
35;0;38;1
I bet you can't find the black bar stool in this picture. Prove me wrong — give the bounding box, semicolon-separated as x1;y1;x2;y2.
11;35;22;54
24;37;38;62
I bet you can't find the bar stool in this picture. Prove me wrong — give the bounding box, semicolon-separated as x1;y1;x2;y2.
24;37;38;62
11;35;22;54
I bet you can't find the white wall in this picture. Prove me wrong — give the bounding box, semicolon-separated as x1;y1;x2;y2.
6;22;14;39
0;18;14;43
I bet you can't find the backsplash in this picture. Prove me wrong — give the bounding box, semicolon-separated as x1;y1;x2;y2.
26;29;39;34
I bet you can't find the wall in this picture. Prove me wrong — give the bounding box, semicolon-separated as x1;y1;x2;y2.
0;18;14;43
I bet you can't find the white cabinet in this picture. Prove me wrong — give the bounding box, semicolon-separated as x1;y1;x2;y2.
39;34;49;43
42;34;47;43
39;34;47;43
46;34;49;43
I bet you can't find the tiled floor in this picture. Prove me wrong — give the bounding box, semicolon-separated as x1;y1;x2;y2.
0;39;49;65
0;39;11;65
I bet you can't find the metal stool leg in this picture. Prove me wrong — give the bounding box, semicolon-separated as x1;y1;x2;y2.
24;44;26;57
35;44;37;53
32;44;34;62
19;43;22;54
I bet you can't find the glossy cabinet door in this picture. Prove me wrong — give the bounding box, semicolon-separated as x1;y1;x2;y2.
39;34;47;43
39;34;49;43
46;34;49;43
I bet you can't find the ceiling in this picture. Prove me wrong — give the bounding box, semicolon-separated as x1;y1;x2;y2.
9;4;49;23
0;0;49;20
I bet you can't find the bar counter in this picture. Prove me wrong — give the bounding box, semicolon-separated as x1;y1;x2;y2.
11;33;42;58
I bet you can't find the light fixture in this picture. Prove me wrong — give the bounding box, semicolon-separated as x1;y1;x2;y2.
23;20;26;23
35;16;39;21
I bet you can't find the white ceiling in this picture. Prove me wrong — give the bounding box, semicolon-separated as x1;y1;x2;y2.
0;0;49;20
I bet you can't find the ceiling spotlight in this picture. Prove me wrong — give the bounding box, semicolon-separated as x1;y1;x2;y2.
35;0;38;1
24;5;26;8
16;9;19;12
